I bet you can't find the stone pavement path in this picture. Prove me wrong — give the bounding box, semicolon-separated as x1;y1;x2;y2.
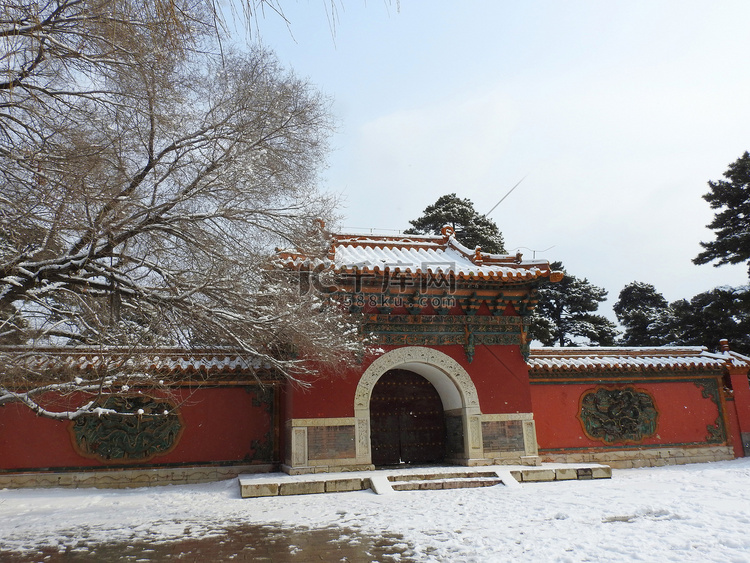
0;524;417;562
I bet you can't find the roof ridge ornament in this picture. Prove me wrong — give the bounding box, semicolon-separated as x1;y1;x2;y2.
440;224;455;242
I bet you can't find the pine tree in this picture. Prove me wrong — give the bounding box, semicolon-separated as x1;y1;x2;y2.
694;151;750;276
669;287;750;354
528;262;619;347
405;194;506;254
613;282;672;346
613;281;750;354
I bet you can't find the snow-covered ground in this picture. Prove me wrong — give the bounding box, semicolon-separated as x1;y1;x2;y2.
2;458;750;562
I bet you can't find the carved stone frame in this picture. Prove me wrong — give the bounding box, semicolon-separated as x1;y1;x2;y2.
354;346;484;464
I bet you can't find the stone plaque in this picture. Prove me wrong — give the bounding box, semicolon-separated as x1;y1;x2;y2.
307;425;356;460
482;420;524;453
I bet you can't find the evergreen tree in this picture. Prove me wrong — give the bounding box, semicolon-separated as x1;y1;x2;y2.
694;151;750;276
528;262;619;347
669;287;750;354
405;194;506;254
613;282;672;346
613;281;750;354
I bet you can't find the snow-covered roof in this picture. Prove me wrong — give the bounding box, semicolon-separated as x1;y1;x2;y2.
0;347;270;377
278;228;561;283
527;346;750;373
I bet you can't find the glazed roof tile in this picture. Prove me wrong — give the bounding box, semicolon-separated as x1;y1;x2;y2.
527;346;750;372
278;230;561;282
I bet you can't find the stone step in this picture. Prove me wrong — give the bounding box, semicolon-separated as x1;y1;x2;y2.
390;476;505;491
387;470;503;483
238;464;612;498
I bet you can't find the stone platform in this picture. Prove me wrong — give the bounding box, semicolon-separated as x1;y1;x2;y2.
238;463;612;498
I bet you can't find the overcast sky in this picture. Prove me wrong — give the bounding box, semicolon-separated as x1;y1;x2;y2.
248;1;750;319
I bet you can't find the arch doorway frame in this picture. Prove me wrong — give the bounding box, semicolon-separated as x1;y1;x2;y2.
282;347;539;474
354;347;485;464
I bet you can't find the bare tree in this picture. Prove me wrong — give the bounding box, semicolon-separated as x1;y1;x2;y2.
0;1;363;419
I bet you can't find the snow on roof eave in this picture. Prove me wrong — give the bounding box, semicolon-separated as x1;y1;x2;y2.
332;233;446;250
334;241;446;253
526;345;747;372
527;357;727;371
0;347;275;375
330;268;537;283
334;231;444;241
529;346;710;356
709;350;750;369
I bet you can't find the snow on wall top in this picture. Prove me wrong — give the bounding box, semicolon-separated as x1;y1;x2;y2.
527;346;750;372
277;227;561;282
0;347;270;376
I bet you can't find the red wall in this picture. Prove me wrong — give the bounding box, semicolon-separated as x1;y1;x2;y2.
0;385;274;472
470;345;532;414
531;378;727;451
284;360;362;419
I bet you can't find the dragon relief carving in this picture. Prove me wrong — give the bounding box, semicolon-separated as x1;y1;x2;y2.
71;396;183;462
579;387;658;444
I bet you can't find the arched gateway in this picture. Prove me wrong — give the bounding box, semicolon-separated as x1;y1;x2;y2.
354;347;483;466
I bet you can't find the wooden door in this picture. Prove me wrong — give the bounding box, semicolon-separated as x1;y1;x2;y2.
370;369;446;466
